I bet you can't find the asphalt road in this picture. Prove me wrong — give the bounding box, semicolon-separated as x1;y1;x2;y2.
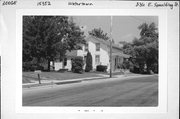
23;75;158;106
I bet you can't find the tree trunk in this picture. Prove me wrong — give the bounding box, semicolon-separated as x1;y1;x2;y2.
62;58;65;69
52;61;55;70
47;60;50;72
146;61;152;74
36;57;41;70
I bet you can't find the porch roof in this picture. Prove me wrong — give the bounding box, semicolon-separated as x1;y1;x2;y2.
112;52;130;58
66;50;78;58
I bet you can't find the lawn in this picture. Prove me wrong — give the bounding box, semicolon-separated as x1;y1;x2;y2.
23;71;106;84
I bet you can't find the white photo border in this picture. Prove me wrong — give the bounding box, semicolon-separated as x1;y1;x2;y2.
16;9;167;114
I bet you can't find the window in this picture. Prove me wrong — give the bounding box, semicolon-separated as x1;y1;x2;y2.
85;43;88;51
96;43;100;51
63;58;67;66
95;55;100;64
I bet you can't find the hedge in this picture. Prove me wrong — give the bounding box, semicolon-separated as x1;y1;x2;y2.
96;65;107;72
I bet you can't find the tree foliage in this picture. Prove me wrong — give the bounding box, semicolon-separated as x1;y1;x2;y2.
23;16;85;71
89;27;109;41
121;22;158;73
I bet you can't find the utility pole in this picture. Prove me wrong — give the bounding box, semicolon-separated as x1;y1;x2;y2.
110;16;113;78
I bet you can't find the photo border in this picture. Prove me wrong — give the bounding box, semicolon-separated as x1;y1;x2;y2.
16;9;168;114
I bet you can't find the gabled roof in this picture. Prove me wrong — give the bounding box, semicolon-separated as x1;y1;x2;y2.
112;52;130;58
86;35;122;50
65;35;129;58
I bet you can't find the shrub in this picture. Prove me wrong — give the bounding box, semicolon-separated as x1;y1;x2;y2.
133;66;140;73
85;52;93;72
122;60;130;69
58;69;68;73
151;63;158;73
129;63;140;73
36;65;44;70
71;56;84;73
23;62;44;71
129;64;150;74
23;62;31;71
96;65;107;72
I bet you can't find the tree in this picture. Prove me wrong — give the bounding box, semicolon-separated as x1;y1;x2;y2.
85;51;93;72
23;16;85;71
89;28;109;41
23;16;58;70
135;22;158;72
120;22;158;73
54;18;86;68
119;41;134;56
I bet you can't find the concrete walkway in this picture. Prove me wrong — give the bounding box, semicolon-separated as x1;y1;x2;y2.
22;76;106;88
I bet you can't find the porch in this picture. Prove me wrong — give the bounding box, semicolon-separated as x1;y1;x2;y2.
112;52;130;72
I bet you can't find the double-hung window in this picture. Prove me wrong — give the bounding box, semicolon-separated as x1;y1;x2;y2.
95;55;100;64
84;43;88;51
96;43;100;51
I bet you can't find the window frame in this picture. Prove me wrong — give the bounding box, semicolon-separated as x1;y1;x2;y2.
95;55;100;64
84;43;89;51
95;43;100;51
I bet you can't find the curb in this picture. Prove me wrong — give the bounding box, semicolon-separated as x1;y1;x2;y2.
22;74;157;89
22;77;107;88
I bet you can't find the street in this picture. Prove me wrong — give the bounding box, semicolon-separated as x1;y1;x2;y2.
23;75;158;106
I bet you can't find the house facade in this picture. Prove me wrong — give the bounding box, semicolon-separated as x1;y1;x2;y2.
52;36;129;72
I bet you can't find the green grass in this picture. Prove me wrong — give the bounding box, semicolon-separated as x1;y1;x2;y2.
23;71;104;84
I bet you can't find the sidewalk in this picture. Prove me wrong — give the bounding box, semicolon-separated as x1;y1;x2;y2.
23;73;155;89
23;76;109;88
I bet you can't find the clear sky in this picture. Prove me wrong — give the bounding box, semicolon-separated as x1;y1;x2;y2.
73;16;158;44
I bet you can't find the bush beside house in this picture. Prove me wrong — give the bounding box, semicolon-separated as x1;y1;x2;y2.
129;61;158;74
85;52;93;72
96;65;107;72
58;68;68;73
122;60;130;70
71;56;84;73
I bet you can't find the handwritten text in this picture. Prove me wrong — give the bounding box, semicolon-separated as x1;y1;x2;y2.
37;1;51;6
2;1;17;6
68;2;93;6
136;2;179;10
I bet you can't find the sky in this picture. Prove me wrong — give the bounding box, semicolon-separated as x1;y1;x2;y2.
0;16;158;56
73;16;158;44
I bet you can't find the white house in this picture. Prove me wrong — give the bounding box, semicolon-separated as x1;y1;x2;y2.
52;35;129;72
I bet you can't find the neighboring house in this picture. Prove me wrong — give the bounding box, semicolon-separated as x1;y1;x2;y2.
52;35;129;72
